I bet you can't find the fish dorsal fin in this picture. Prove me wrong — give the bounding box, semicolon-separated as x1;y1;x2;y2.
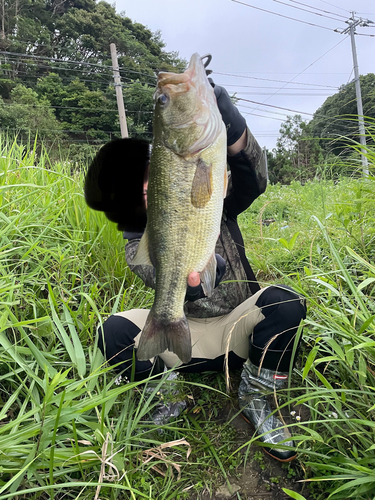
191;158;212;209
131;230;153;266
199;253;217;298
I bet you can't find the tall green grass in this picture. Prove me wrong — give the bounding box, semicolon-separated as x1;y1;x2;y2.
0;137;241;499
239;130;375;499
1;129;375;499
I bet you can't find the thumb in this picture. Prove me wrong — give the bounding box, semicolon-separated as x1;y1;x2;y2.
188;272;200;287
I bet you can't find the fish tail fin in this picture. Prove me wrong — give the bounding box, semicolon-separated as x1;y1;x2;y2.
137;312;192;364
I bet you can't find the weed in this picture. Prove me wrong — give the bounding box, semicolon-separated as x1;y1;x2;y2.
252;451;266;471
1;127;375;499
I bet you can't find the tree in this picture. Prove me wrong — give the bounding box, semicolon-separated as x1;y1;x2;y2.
0;0;186;150
268;115;323;184
0;83;63;142
2;1;185;80
122;80;154;139
309;73;375;156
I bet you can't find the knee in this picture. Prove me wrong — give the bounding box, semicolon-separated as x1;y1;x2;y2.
97;314;140;363
251;286;306;370
257;285;306;325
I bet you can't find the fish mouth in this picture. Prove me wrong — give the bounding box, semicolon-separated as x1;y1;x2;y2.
156;54;225;154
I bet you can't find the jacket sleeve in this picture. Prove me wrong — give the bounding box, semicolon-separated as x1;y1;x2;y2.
224;127;267;218
125;238;156;289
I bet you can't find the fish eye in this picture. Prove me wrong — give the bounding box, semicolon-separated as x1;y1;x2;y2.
158;94;169;105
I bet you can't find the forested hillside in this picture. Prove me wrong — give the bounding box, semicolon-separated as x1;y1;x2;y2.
267;73;375;183
0;0;374;181
0;0;185;159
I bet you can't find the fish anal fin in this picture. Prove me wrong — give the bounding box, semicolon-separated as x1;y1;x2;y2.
137;312;192;364
131;230;153;266
199;253;217;298
191;158;212;209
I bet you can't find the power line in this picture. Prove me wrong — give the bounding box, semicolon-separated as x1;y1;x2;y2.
0;58;157;91
240;110;287;121
249;35;349;115
4;56;112;76
0;127;154;138
0;50;113;69
238;102;292;117
0;101;153;114
3;41;170;78
346;68;354;85
0;50;157;81
238;96;375;128
215;72;339;88
318;0;349;14
220;83;336;90
0;68;113;90
217;71;349;74
231;0;338;31
238;97;315;116
270;0;346;22
0;127;111;133
236;91;334;96
0;64;155;90
287;0;348;19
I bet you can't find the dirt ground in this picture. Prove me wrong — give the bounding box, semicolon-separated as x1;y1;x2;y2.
194;401;312;500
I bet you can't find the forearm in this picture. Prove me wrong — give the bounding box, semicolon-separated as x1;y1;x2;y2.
225;127;267;217
227;129;247;156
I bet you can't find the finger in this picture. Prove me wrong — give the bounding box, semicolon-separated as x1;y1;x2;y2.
188;272;200;287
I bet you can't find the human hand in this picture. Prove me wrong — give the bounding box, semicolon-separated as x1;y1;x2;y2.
185;255;226;302
188;272;200;287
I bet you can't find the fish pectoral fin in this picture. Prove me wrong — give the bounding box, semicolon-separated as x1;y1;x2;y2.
191;158;213;209
131;230;153;266
199;253;217;298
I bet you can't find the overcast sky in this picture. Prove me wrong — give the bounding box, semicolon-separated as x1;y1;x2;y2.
116;0;375;150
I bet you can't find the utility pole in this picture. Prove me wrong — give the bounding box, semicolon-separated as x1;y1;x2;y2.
338;13;373;176
110;43;128;138
263;146;269;183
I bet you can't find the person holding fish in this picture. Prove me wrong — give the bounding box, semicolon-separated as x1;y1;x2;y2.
85;54;306;462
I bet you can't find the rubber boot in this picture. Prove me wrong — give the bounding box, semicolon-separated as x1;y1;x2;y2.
238;359;296;462
148;370;187;428
142;359;187;430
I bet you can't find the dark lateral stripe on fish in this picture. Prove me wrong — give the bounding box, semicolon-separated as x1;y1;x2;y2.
137;313;192;364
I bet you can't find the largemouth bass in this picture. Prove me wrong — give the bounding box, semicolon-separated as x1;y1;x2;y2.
133;53;227;364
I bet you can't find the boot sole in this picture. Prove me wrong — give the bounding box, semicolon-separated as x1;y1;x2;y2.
240;413;297;463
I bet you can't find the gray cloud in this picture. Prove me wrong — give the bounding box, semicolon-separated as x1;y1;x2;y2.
117;0;375;149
